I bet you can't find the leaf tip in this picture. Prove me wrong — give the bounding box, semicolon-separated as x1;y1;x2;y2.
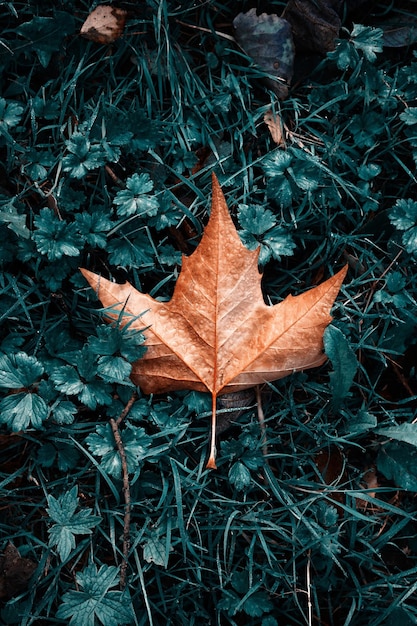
339;263;349;280
326;263;349;295
210;171;225;212
80;266;97;280
80;267;101;292
211;171;220;187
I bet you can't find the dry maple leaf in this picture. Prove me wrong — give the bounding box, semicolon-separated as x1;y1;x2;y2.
81;174;347;468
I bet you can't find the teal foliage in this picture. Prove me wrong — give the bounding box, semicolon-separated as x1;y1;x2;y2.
389;199;417;256
62;132;109;179
56;564;134;626
324;325;359;410
47;486;101;561
377;442;417;492
113;173;159;218
16;12;75;67
86;423;152;478
0;98;24;136
238;203;295;264
0;352;48;430
1;2;417;626
328;23;384;69
34;209;83;260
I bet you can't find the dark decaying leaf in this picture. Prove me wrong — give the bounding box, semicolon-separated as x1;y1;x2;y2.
282;0;342;53
216;389;256;434
379;21;417;48
233;9;295;99
0;543;37;601
315;448;346;513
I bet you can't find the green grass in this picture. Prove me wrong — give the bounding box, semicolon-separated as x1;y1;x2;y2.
1;1;417;625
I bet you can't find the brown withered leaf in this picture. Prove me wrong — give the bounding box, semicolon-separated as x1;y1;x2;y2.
80;5;127;45
0;543;37;601
264;109;286;146
81;174;347;468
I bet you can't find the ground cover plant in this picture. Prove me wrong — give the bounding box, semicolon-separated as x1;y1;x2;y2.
1;1;417;624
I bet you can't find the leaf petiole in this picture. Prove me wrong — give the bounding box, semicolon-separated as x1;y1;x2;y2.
206;393;218;470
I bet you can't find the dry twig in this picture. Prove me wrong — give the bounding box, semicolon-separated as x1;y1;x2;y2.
109;390;138;589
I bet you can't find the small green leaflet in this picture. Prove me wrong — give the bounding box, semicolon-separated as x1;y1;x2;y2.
16;12;75;67
348;112;385;149
0;352;47;430
237;204;275;235
22;147;55;182
0;352;43;387
113;172;159;217
349;410;377;433
49;399;78;425
324;326;358;410
400;107;417;126
349;24;384;63
62;133;107;179
329;24;383;70
229;462;251;491
96;355;132;383
38;440;80;472
0;392;47;431
47;486;101;561
48;327;144;409
88;324;146;364
86;423;152;478
142;530;170;568
375;423;417;447
358;163;382;181
0;196;30;238
75;211;112;248
377;441;417;492
34;208;82;260
0;98;24;136
238;203;295;265
263;150;293;208
263;147;322;208
373;271;411;308
50;346;114;410
389;199;417;256
218;571;273;618
56;564;133;626
107;231;156;268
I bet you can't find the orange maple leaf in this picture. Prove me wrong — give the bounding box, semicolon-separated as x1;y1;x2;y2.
81;174;347;468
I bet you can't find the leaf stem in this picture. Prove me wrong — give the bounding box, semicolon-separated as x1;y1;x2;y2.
109;390;137;588
206;393;217;469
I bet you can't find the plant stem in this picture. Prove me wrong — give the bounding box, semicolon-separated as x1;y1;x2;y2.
116;390;138;426
109;390;137;588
